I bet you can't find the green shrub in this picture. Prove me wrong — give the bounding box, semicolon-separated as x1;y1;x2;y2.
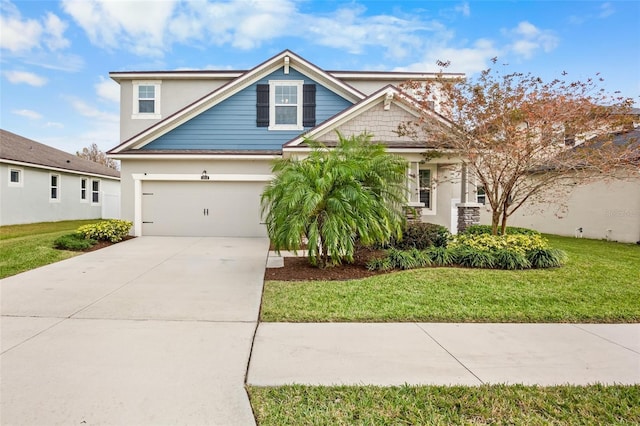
463;225;540;236
452;247;495;269
527;248;568;268
393;222;450;249
425;246;455;267
77;219;132;243
53;233;97;251
493;249;531;270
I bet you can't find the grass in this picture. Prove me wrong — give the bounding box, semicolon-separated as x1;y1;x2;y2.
0;219;102;279
261;235;640;323
248;384;640;425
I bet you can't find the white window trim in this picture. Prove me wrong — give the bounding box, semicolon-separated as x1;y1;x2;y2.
8;167;23;187
80;178;88;202
50;173;61;202
132;80;161;119
91;179;101;205
268;80;303;131
419;165;437;216
406;163;437;216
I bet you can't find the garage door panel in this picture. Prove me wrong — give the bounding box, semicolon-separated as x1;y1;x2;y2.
142;181;267;237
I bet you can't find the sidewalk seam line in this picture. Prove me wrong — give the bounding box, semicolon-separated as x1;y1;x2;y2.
571;324;640;355
0;317;68;355
414;323;485;385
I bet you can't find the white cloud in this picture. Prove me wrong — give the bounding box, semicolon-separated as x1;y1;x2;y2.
505;21;559;59
397;39;500;75
0;1;70;53
68;96;119;123
95;76;120;103
60;0;442;61
45;121;64;129
455;2;471;17
4;70;48;86
599;2;614;18
62;0;177;57
0;1;43;52
13;109;42;120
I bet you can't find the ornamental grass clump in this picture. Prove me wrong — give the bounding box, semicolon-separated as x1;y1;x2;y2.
77;219;132;243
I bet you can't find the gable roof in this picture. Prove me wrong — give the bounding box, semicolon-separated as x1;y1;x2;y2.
108;50;367;154
283;85;455;150
1;129;120;179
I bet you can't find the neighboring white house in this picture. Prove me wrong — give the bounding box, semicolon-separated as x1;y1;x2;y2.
0;129;121;226
108;50;472;237
478;128;640;243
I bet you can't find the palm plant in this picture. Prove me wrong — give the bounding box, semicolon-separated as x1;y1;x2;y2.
261;132;407;268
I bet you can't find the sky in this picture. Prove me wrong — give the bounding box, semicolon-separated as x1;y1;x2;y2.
1;0;639;155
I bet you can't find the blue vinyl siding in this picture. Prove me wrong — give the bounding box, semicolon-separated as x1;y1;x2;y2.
144;68;353;151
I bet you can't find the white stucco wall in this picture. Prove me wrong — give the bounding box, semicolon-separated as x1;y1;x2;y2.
0;163;120;226
478;176;640;243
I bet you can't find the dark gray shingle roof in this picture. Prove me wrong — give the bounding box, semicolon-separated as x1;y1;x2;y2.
0;129;120;179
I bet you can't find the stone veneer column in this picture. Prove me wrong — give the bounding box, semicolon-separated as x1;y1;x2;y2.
456;202;482;233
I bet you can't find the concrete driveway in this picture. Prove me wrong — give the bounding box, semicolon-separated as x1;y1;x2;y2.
1;236;269;426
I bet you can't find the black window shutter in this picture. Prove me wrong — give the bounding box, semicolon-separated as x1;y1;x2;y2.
303;84;316;127
256;84;269;127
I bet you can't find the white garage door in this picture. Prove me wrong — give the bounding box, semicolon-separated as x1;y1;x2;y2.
141;180;268;237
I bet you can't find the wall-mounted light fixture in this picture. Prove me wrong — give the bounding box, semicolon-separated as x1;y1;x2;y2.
201;170;210;180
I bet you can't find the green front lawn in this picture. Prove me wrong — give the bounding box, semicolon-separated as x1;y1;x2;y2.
261;235;640;323
0;219;102;279
248;384;640;425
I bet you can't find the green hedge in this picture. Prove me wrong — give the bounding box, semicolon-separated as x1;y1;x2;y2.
391;222;450;249
463;224;541;236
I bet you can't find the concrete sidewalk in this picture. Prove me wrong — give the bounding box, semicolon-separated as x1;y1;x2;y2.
247;323;640;386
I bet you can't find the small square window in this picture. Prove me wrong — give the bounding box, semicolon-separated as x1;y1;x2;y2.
9;168;23;186
132;81;161;119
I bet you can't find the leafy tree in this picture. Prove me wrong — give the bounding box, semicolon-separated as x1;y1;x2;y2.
76;143;119;170
400;60;636;235
261;132;407;268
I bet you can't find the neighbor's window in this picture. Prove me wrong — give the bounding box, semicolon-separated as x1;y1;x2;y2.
91;180;100;204
419;169;431;209
476;185;486;205
9;168;22;186
80;178;87;201
269;80;303;130
132;81;161;119
50;174;60;201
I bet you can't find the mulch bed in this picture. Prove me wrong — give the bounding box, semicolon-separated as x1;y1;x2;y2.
83;235;136;252
264;246;390;281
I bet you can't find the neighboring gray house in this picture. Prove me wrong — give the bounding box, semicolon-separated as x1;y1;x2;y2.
108;50;472;237
0;129;121;226
478;128;640;243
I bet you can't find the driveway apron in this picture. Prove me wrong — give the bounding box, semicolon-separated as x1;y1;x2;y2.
1;236;269;426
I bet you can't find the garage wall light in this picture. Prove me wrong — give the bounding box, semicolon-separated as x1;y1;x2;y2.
201;170;210;180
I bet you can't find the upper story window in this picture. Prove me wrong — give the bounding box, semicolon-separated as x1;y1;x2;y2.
269;81;303;130
257;81;316;130
8;168;23;187
50;173;60;201
132;81;161;119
